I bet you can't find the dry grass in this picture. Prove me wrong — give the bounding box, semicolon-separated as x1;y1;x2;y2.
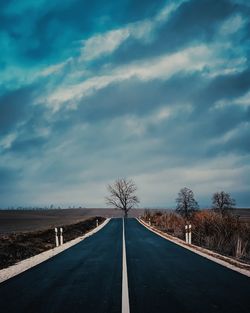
0;216;105;270
143;209;250;263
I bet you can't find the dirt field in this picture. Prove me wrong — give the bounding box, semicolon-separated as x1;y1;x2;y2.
0;208;145;234
0;208;249;234
0;216;106;270
231;208;250;223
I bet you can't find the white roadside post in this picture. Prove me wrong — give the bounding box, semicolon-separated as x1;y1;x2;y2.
55;228;59;247
188;224;192;244
149;218;151;226
60;227;63;245
96;219;99;227
185;225;188;243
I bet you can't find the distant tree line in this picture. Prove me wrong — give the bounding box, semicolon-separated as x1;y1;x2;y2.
176;187;236;219
1;205;85;210
106;178;236;218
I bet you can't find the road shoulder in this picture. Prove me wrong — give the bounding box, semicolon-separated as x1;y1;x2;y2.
0;218;110;283
138;218;250;277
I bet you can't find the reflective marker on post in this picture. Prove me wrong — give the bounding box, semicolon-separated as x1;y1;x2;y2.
188;224;192;244
60;227;63;245
55;228;59;247
185;225;188;243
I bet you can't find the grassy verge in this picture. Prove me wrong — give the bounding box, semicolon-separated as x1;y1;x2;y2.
143;210;250;264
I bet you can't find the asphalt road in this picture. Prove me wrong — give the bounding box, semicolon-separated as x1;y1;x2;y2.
125;219;250;313
0;218;250;313
0;219;122;313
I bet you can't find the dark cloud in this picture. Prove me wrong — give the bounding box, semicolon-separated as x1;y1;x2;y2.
193;70;250;109
111;0;238;65
0;86;35;134
0;82;52;157
76;79;168;121
66;72;204;124
9;136;48;154
0;0;249;207
0;0;166;63
210;120;250;155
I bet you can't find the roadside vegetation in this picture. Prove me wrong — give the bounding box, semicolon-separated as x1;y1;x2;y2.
0;216;105;270
143;188;250;263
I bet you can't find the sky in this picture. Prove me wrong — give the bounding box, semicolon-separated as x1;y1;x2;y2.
0;0;249;209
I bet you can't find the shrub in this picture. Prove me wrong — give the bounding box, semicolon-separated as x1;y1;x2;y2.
143;209;250;262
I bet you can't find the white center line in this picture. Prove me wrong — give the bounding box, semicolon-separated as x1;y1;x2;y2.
122;218;130;313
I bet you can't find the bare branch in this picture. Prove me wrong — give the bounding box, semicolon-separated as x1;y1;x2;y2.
176;187;199;219
106;178;140;217
212;191;236;215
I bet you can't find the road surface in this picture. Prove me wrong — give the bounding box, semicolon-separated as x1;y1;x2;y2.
125;219;250;313
0;218;249;313
0;219;122;313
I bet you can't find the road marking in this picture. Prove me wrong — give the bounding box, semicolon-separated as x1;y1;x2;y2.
122;218;130;313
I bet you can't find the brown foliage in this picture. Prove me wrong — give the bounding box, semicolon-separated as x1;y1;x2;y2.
143;210;185;239
192;210;250;261
143;209;250;262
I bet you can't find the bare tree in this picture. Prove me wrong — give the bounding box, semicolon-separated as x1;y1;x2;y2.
212;191;236;215
106;178;140;217
176;187;199;219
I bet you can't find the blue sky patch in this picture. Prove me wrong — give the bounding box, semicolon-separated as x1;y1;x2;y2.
0;0;249;208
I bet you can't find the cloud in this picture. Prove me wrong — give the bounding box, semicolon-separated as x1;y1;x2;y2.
47;44;212;106
0;86;34;134
0;0;250;207
0;132;17;150
134;158;250;207
110;0;240;65
80;29;130;61
0;0;168;65
79;0;189;62
219;13;246;35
